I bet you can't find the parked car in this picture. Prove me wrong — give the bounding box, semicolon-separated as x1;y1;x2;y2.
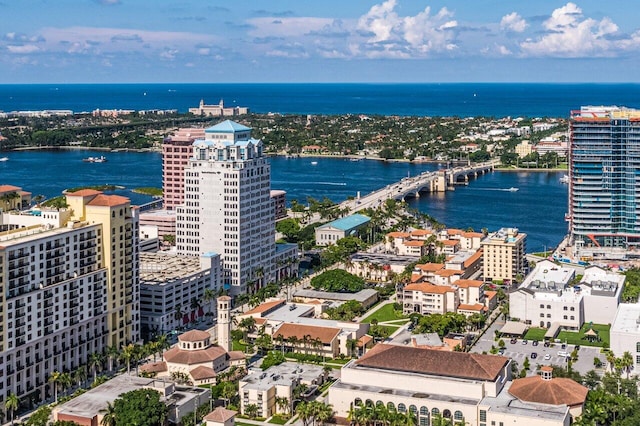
544;353;551;360
498;348;506;355
558;350;569;357
510;338;517;344
532;341;539;346
522;340;528;345
543;341;551;347
531;352;538;359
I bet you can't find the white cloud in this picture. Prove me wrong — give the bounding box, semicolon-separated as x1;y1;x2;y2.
6;44;40;54
500;12;527;33
519;2;632;57
248;17;333;38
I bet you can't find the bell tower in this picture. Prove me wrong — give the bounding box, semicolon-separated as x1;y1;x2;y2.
217;296;232;352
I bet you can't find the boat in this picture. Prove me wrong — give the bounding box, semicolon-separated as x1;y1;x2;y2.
0;157;8;162
311;161;318;165
82;156;108;163
560;174;569;184
350;158;362;162
507;187;519;192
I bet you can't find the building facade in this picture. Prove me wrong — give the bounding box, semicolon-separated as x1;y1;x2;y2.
481;228;527;283
162;128;206;211
569;106;640;257
176;120;277;295
0;189;139;405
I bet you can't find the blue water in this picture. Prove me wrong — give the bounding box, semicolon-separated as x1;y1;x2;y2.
1;83;640;117
0;150;566;253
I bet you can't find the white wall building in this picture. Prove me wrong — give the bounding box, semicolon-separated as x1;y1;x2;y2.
176;120;277;295
610;303;640;374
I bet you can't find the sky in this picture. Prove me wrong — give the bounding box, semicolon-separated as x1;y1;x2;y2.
2;0;640;83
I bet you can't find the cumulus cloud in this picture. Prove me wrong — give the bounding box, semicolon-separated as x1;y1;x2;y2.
500;12;527;33
94;0;120;5
356;0;458;57
519;2;635;57
6;44;40;54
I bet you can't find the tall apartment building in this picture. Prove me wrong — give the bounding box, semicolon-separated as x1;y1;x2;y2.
0;189;139;404
569;106;640;257
481;227;527;283
163;128;206;211
176;120;276;295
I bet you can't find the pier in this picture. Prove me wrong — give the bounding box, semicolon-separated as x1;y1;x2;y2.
343;159;499;213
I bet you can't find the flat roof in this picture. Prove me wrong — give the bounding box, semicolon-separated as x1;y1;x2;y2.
242;362;324;391
480;381;569;422
293;288;378;303
318;214;370;231
611;302;640;334
140;253;208;285
350;252;419;265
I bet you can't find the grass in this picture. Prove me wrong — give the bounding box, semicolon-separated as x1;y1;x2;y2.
132;187;163;196
361;303;407;324
269;415;289;425
236;422;256;426
232;339;249;352
523;324;610;348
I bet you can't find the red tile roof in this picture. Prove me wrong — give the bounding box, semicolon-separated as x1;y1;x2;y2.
404;240;425;247
86;194;130;207
274;323;340;345
463;250;483;268
189;365;217;380
139;361;167;374
204;407;237;423
164;345;228;365
0;185;21;193
404;283;455;294
387;231;410;238
415;263;444;272
242;299;286;316
355;344;508;381
454;279;483;288
179;330;211;342
457;303;486;312
509;376;588;407
66;189;101;197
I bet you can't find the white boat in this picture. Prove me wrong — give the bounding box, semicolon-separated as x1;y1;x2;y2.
311;161;318;165
507;187;519;192
560;174;569;184
82;156;108;163
0;157;8;162
350;158;362;162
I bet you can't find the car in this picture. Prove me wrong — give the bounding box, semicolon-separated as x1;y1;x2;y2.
532;340;539;346
543;341;551;347
544;353;551;360
498;348;506;355
561;343;567;349
557;350;569;357
522;340;528;345
575;345;581;351
531;352;538;359
510;338;517;344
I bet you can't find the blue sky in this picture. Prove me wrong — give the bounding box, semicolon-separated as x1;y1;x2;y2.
2;0;640;83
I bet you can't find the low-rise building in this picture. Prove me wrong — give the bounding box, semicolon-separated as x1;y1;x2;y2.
610;303;640;374
293;288;379;310
240;362;325;417
315;214;370;246
205;407;237;426
346;252;416;282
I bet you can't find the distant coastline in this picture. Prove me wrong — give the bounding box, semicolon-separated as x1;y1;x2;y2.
11;145;159;153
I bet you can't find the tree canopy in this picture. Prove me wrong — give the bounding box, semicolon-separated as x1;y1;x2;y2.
310;269;364;293
413;312;468;337
112;389;168;426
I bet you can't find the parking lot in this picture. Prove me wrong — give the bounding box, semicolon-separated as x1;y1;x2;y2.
498;338;606;374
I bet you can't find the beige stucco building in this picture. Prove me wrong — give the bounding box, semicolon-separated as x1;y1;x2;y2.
481;228;527;283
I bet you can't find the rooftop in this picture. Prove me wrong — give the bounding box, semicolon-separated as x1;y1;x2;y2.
293;288;378;303
205;120;251;134
480;381;569;422
509;375;588;407
274;322;341;345
140;253;209;285
242;362;324;391
204;407;237;423
611;302;640;333
318;214;370;231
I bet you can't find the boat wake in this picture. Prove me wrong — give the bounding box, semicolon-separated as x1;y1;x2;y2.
473;187;519;192
316;182;347;186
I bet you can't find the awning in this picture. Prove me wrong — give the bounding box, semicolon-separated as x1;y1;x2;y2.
499;321;528;336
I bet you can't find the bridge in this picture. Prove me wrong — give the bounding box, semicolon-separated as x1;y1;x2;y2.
343;159;499;212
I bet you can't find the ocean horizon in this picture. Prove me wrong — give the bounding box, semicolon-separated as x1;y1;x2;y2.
2;82;640;118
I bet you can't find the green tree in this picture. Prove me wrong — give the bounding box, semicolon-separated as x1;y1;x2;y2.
310;269;365;293
5;393;19;426
261;350;286;370
276;218;301;241
245;403;259;419
112;389;168;426
48;370;62;403
100;402;116;426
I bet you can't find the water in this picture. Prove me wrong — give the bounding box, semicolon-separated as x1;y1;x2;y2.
1;83;640;117
0;150;566;253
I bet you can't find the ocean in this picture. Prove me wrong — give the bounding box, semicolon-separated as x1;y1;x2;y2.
1;83;640;117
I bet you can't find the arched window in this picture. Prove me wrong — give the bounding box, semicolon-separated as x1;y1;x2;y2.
365;399;374;407
454;411;464;421
431;408;440;418
443;409;452;419
540;321;545;327
409;405;417;415
387;402;396;411
419;418;428;426
420;406;429;416
376;401;384;408
355;398;362;406
398;403;407;413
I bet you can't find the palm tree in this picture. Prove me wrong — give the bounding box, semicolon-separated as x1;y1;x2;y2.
275;395;290;415
347;338;359;358
296;401;311;426
106;345;120;372
156;333;170;359
5;393;19;426
48;370;62;403
100;401;116;426
220;382;236;407
202;288;217;318
190;297;201;324
59;372;72;397
621;351;634;379
120;344;136;375
245;403;259;419
73;365;87;387
89;352;104;383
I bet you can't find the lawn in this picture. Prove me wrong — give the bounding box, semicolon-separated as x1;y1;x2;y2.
268;415;289;425
557;323;610;348
523;328;547;341
361;303;407;324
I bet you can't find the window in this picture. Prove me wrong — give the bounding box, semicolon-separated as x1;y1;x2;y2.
454;411;464;421
432;408;440;418
398;403;407;413
563;306;568;311
420;407;429;416
563;315;568;320
547;305;551;309
480;410;487;422
570;307;575;311
636;342;640;353
387;402;395;411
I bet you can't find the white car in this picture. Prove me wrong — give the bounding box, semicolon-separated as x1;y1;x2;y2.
557;351;569;357
544;353;551;360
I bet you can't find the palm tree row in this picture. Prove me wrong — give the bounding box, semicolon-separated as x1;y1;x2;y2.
296;401;335;426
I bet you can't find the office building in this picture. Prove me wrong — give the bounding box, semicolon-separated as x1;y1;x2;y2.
569;106;640;258
176;120;289;295
481;228;527;283
611;302;640;374
0;189;139;404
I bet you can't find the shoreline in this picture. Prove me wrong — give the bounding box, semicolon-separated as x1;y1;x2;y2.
495;167;568;173
11;145;159;153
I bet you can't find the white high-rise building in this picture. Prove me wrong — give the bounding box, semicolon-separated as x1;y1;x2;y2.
176;120;275;295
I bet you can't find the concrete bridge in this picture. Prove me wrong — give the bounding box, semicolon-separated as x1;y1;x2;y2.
344;159;499;212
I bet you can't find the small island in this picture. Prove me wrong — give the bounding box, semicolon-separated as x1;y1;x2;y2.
132;187;163;197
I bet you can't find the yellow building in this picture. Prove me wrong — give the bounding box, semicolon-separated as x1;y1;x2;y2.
481;228;527;284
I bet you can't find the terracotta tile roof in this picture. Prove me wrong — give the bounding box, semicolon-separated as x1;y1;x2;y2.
179;330;211;342
66;189;101;197
509;376;588;407
463;250;483;267
357;335;373;347
447;229;464;235
410;274;424;283
404;283;455;294
410;229;433;236
86;194;130;207
463;232;484;238
204;407;237;423
254;318;267;325
139;361;167;373
0;185;22;193
242;299;286;317
387;231;410;238
415;263;444;272
485;290;498;300
355;344;508;381
218;295;231;301
189;365;217;380
435;269;461;277
274;323;340;345
457;303;486;312
228;351;245;361
441;239;460;246
164;345;228;365
454;279;483;288
404;240;425;247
